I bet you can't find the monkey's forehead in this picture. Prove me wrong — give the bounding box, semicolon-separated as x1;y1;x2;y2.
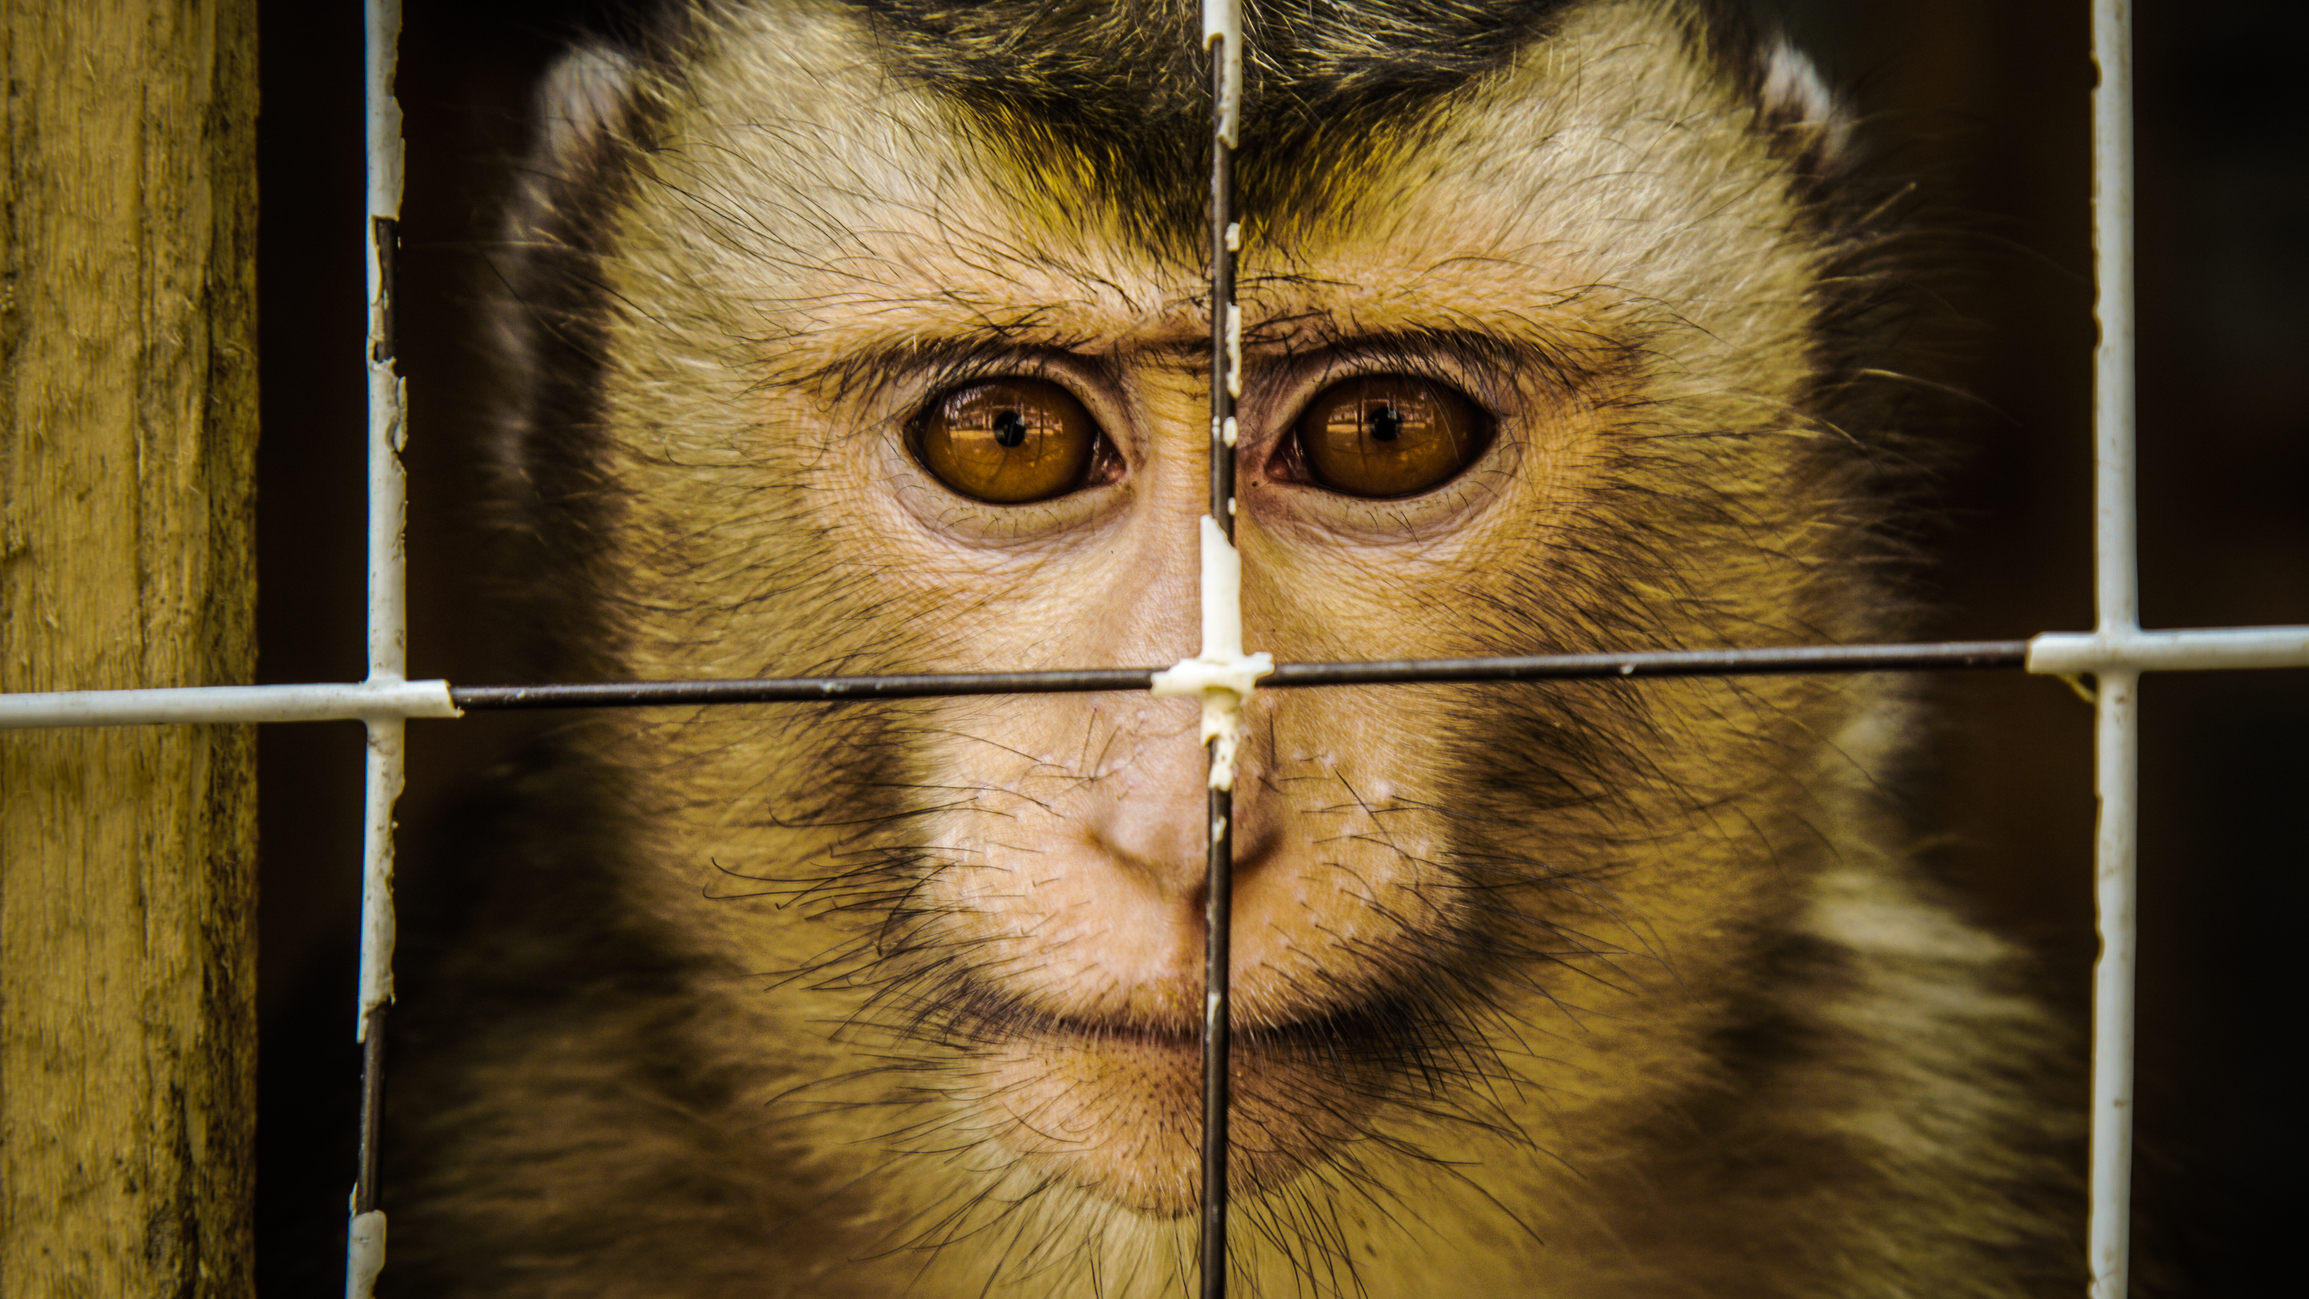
606;0;1819;368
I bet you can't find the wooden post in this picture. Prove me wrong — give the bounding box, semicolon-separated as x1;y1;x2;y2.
0;2;259;1294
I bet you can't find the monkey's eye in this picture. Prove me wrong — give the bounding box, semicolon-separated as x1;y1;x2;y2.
1292;375;1491;498
911;379;1102;504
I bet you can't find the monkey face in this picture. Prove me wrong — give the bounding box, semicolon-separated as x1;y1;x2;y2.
814;293;1588;1215
463;0;1989;1289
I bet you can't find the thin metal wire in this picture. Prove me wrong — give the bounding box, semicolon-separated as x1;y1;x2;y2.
1201;16;1241;1296
2087;2;2139;1295
442;641;2034;710
348;1;408;1296
0;678;457;727
18;632;2309;729
27;633;2309;727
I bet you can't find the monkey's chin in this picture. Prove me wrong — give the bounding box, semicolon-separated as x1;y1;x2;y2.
961;1023;1380;1218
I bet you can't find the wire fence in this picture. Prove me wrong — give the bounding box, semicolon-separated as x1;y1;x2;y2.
3;1;2307;1296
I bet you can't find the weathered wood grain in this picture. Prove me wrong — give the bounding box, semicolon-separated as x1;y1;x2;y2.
0;1;259;1292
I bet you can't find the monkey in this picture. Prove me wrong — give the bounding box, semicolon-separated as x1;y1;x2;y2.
384;1;2085;1295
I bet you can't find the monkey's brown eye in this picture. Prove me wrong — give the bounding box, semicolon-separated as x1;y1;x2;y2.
912;379;1101;504
1293;375;1490;498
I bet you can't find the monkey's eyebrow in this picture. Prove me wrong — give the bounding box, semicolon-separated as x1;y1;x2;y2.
1243;317;1626;406
1270;323;1534;369
785;312;1607;408
781;331;1129;406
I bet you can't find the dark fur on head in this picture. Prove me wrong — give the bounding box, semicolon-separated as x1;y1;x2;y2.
855;0;1576;139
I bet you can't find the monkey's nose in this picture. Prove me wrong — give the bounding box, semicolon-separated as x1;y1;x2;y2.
1086;728;1282;916
1088;733;1219;906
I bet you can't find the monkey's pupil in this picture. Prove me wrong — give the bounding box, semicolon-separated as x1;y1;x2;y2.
993;409;1028;448
1369;405;1403;442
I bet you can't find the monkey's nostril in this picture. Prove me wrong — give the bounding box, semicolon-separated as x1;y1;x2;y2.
994;409;1028;447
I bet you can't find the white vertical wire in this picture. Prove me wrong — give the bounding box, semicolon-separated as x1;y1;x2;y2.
348;1;407;1296
2087;667;2137;1299
358;0;407;1050
2088;3;2137;1297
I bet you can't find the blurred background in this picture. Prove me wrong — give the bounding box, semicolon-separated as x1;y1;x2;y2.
252;1;2307;1290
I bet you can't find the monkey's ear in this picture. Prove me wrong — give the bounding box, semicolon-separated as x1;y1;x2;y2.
1756;37;1854;174
490;43;641;559
532;43;639;176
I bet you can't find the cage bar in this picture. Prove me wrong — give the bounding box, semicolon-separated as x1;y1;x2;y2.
346;1;409;1296
0;679;456;727
18;631;2309;729
1200;5;1244;1294
2086;2;2138;1296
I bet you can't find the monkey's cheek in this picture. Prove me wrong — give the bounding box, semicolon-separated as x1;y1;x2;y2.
960;1033;1379;1217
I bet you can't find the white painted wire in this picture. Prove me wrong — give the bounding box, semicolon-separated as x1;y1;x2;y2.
359;0;409;1045
2027;626;2309;674
347;0;408;1295
2086;3;2138;1297
0;680;455;727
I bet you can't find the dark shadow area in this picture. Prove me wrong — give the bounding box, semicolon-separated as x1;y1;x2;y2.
255;1;605;1288
255;0;2307;1290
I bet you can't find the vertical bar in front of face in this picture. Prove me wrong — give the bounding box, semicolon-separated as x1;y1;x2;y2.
348;2;409;1297
1201;3;1242;1296
2087;3;2138;1298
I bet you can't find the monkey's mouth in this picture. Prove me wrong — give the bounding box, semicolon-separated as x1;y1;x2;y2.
940;972;1425;1067
1037;996;1410;1062
938;984;1424;1216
